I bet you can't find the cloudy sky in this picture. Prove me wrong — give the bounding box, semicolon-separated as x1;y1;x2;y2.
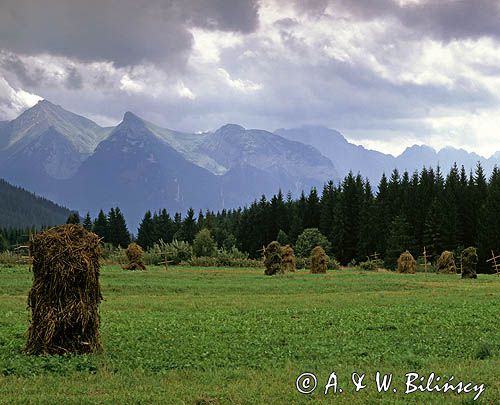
1;0;500;156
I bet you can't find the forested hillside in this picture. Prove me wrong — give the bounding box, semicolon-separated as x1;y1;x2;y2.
0;178;72;228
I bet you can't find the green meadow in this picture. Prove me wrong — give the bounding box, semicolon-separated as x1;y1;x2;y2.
0;265;499;404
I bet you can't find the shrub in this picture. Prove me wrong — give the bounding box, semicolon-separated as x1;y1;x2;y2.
310;246;328;274
295;228;331;257
193;228;217;258
359;258;384;271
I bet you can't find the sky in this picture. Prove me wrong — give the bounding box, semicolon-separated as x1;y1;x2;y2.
1;0;500;157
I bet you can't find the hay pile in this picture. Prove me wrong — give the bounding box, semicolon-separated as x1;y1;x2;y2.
25;224;102;355
123;242;146;270
461;247;478;279
281;245;296;273
397;250;416;274
310;246;328;274
264;241;283;275
436;250;456;274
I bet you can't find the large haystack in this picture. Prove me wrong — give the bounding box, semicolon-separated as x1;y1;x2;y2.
436;250;457;274
264;241;283;275
397;250;416;274
25;224;102;355
281;245;296;273
123;242;146;270
461;247;478;279
310;246;328;274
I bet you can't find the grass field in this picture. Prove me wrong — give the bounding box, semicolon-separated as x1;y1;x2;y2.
0;265;499;404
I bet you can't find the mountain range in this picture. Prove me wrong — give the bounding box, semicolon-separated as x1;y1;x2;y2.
0;100;498;230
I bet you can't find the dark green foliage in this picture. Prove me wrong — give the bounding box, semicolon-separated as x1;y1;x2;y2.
263;241;282;276
0;178;72;228
295;228;331;258
385;215;415;269
276;229;289;246
92;210;108;242
82;212;93;231
193;228;217;257
137;211;155;249
461;247;478;279
66;212;80;224
107;207;130;248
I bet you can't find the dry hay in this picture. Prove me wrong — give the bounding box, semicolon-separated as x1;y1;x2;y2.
281;245;296;273
264;241;283;275
436;250;457;274
397;250;416;274
25;224;102;355
123;242;146;270
310;246;328;274
461;246;478;279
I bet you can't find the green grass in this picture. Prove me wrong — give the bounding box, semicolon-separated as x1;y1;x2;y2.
0;265;499;404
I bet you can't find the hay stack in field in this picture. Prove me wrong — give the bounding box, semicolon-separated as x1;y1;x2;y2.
264;241;283;275
123;242;146;270
25;224;102;355
461;247;478;279
436;250;457;274
281;245;296;273
310;246;328;274
397;250;416;274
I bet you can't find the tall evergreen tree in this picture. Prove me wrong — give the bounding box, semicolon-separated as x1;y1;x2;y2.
137;211;155;249
82;212;93;231
93;210;109;242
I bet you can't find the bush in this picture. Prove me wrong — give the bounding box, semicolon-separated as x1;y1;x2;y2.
192;229;217;258
148;239;192;265
359;258;384;271
0;251;20;268
186;256;262;268
295;228;331;257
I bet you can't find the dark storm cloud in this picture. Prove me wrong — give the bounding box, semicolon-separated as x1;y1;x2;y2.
292;0;500;41
0;0;260;67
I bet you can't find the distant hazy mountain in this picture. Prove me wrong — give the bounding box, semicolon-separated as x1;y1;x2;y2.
275;126;393;183
0;178;72;228
0;100;110;195
1;101;499;230
276;125;497;184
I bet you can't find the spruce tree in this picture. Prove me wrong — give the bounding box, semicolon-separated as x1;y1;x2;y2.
66;212;80;225
137;211;155;249
93;210;109;242
82;212;93;231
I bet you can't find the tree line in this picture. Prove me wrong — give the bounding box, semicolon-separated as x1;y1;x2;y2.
2;163;499;272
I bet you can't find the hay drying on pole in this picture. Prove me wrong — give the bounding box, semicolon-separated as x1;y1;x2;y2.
25;224;102;355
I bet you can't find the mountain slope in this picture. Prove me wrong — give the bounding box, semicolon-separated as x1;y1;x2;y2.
64;112;222;229
200;124;338;191
0;100;110;187
275;126;393;183
0;178;72;228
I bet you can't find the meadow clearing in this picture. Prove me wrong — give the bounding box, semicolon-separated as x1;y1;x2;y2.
0;265;498;404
